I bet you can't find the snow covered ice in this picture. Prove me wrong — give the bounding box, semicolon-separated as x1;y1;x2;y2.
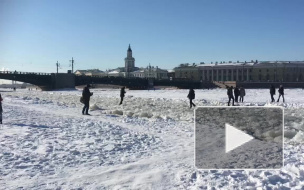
1;88;304;189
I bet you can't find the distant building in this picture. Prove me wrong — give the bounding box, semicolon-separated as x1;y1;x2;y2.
174;64;200;81
143;64;168;79
125;44;135;78
167;70;175;80
85;69;105;77
174;61;304;82
107;70;125;77
74;45;168;80
74;70;87;75
128;64;168;79
131;69;145;78
74;69;105;77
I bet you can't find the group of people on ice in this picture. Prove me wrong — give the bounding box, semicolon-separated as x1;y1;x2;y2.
81;84;126;115
186;84;285;108
270;84;285;103
226;86;246;106
186;86;246;108
80;83;286;114
225;84;284;106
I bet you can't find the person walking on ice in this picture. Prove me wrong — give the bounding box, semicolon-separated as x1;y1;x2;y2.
227;86;234;106
277;85;285;102
270;84;276;102
187;88;196;108
234;86;240;103
0;94;2;124
239;86;245;102
82;84;93;115
119;86;126;105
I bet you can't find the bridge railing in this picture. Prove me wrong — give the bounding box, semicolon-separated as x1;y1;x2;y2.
0;71;51;75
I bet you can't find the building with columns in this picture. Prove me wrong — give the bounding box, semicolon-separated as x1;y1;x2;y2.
174;64;200;81
198;62;254;82
125;44;135;78
174;61;304;82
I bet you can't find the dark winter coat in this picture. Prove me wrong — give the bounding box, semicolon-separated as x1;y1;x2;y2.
270;86;276;95
239;87;245;97
0;95;3;113
82;87;93;103
120;88;126;97
187;89;195;100
234;88;240;96
278;86;284;95
227;87;233;97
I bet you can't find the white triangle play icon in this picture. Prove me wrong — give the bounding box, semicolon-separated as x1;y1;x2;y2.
225;123;254;153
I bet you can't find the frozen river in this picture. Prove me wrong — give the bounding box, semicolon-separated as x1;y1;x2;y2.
1;88;304;189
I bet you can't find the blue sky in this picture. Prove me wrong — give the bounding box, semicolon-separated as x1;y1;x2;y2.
0;0;304;73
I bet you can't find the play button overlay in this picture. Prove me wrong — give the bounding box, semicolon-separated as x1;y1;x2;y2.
225;123;254;153
195;106;283;170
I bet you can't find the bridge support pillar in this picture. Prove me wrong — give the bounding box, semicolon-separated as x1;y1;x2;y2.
51;73;75;90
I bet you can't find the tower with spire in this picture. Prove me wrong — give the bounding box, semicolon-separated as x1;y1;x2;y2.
125;44;135;78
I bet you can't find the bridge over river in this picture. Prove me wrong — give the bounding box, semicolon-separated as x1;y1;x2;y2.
0;71;205;90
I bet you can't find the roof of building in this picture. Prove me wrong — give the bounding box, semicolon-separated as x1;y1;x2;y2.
259;61;304;65
132;70;145;73
108;70;120;74
197;62;256;67
87;69;104;73
75;69;104;73
74;70;87;73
